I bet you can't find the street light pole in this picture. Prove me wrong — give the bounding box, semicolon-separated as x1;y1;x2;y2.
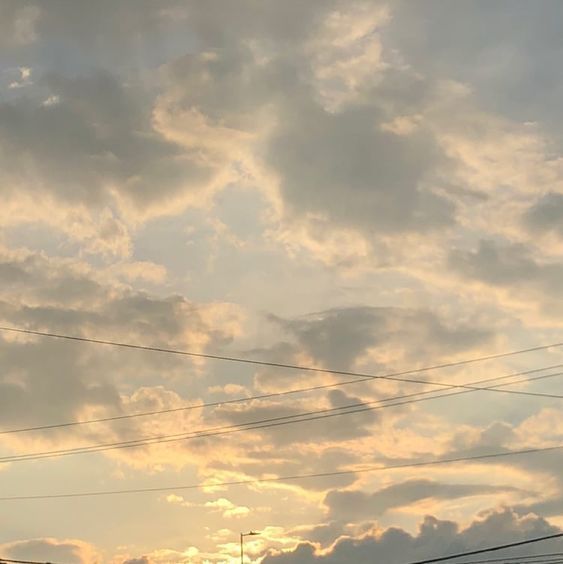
240;530;260;563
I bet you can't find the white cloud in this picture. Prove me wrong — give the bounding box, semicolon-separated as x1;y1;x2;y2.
165;494;251;519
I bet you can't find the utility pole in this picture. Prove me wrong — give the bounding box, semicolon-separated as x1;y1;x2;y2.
240;530;260;563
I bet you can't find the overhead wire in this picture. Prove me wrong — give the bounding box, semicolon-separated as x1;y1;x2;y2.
1;361;562;436
452;555;563;564
478;561;563;564
404;533;563;564
1;315;561;556
472;561;563;564
1;325;563;388
0;444;560;501
0;327;562;435
1;370;560;464
1;362;562;436
0;558;58;564
446;560;563;564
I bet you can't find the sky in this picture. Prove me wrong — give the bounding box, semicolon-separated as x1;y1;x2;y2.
0;1;562;562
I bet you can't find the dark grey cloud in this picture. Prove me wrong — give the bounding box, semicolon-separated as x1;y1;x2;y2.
515;496;563;520
0;71;213;212
159;45;281;130
1;0;463;244
2;537;95;564
325;479;522;521
211;387;378;447
213;446;362;493
0;335;119;433
387;1;563;134
523;193;563;238
181;0;337;48
448;239;563;313
5;0;559;245
266;98;453;234
0;249;239;435
449;240;542;286
449;421;518;452
0;2;39;48
0;251;234;349
155;1;458;238
263;508;560;563
0;0;190;68
404;418;562;481
439;419;563;520
270;306;492;370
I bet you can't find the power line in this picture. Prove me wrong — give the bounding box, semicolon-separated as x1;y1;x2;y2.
2;358;562;436
1;325;562;388
412;561;563;564
2;371;560;463
2;362;561;437
1;370;560;464
481;561;563;564
0;327;562;435
477;561;563;564
0;375;373;435
0;558;57;564
454;555;563;564
403;561;563;564
450;561;563;564
404;533;563;564
0;444;560;501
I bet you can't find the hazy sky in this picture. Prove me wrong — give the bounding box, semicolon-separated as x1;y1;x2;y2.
0;1;562;563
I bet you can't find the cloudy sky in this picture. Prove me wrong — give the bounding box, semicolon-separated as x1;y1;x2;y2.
0;1;562;562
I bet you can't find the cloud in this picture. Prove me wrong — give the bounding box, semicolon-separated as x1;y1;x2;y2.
178;0;337;48
448;239;563;315
149;0;463;270
0;2;40;47
449;240;544;287
212;387;379;449
165;494;251;519
386;1;563;136
0;246;244;468
0;246;242;350
0;71;220;223
0;537;101;564
324;479;523;521
0;0;190;67
523;193;563;238
265;95;453;235
2;1;563;562
263;507;561;563
8;66;33;89
268;306;492;371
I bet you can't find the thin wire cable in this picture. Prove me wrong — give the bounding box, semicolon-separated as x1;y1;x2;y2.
455;556;563;564
404;533;563;564
1;371;560;464
1;350;562;436
0;376;373;435
483;561;563;564
456;552;563;564
2;325;563;387
0;558;57;564
1;372;560;463
0;444;560;501
449;560;563;564
487;561;563;564
420;557;563;564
